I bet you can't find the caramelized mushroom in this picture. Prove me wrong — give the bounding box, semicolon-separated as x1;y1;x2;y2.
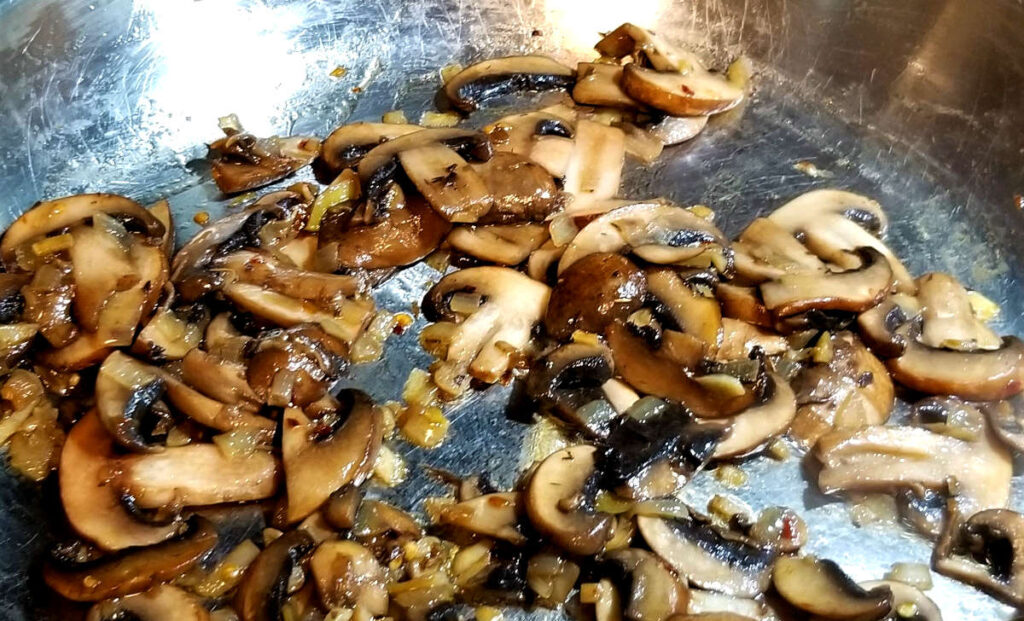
544;253;647;340
436;492;526;544
772;556;892;620
526;343;617;437
572;63;640;109
448;223;549;266
310;540;388;613
208;131;320;194
399;143;493;223
222;283;373;345
95;350;172;451
235;529;315;621
319;122;420;174
472;151;561;224
886;335;1024;400
759;248;893;318
444;55;576;112
712;373;796;459
86;585;210;621
214;250;362;302
933;503;1024;608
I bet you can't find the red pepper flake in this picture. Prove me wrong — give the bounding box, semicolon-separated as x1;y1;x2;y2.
393;323;406;335
1014;194;1023;210
680;84;695;96
781;512;797;542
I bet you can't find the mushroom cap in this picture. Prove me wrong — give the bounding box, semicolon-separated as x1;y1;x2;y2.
319;121;420;173
544;253;648;340
95;351;169;452
711;373;796;459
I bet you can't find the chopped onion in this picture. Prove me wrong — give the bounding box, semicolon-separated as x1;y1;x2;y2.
885;562;934;590
308;169;360;232
714;464;748;488
351;311;399;363
707;494;753;524
449;292;484;315
548;215;579;247
185;539;261;598
694;374;746;399
373;444;408;487
402;368;439;408
218;113;244;135
30;234;74;258
967;290;1000;322
382;110;409;124
213;427;270;459
400;405;450;449
420;111;461;128
451;540;492;587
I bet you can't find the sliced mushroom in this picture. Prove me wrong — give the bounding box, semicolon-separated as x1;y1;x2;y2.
572;63;640;109
1;193;164;268
681;589;763;619
115;443;279;509
562;120;626;208
544;253;647;340
95;350;173;451
436;491;526;544
759;248;893;318
222;283;373;345
525;445;613;555
886;335;1024;400
181;348;259;407
526;342;618;437
214;250;362;302
86;585;210;621
161;374;275;437
637;515;774;597
444;55;575;112
646;268;722;353
594;23;699;73
472;151;561;224
621;64;744;117
772;556;892;620
859;581;941;621
0;322;38;372
235;529;315;621
732;217;825;284
982;401;1024;454
715;318;787;361
147;199;174;259
319;121;421;174
815;399;1012;517
716;284;772;328
448;223;548;265
855;294;921;358
400;143;494;223
208;132;320;194
43;517;216;601
21;260;77;347
282;389;383;522
67;218;143;332
423;267;550;395
712;373;796;459
357;127;491;181
916;272;1001;351
933;503;1024;608
766;189;914;293
246;325;348;408
646;115;708;146
607;548;690;621
60;411;180;550
559;202;730;275
310;540;389;613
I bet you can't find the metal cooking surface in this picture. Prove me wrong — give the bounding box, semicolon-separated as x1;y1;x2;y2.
0;0;1023;619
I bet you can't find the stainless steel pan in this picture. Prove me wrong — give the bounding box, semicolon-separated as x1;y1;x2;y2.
0;0;1022;618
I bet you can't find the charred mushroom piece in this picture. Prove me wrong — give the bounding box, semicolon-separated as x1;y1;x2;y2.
544;253;647;340
423;267;550;395
886;335;1024;400
933;504;1024;608
772;556;892;620
526;343;618;437
608;548;690;621
95;351;172;451
208;132;320;194
815;398;1012;517
319;122;421;173
310;540;389;613
1;193;165;268
621;64;744;118
448;223;549;266
472;152;561;224
43;517;216;601
86;585;210;621
436;492;526;544
572;63;641;109
444;55;575;112
637;515;774;597
525;445;613;555
767;189;914;293
399;143;493;223
916;272;1001;351
712;373;796;459
235;529;315;621
282;390;383;522
559;203;731;275
856;294;920;358
759;248;893;318
60;411;180;550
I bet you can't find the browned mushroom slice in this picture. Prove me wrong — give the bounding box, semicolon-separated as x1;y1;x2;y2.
319;121;421;173
855;293;920;358
647;115;709;146
448;223;548;266
67;218;142;332
436;491;526;544
399;144;493;223
562;120;626;208
20;260;76;347
444;55;575;112
86;584;210;621
1;193;164;268
115;444;279;508
605;321;754;419
223;283;373;345
886;335;1024;400
472;152;561;224
357;127;491;180
572;63;640;108
95;351;172;451
527;343;618;437
647;268;722;353
859;581;941;621
916;272;1001;351
147;199;174;259
732;218;825;284
608;548;690;621
716;284;772;328
0;323;37;373
544;253;647;340
594;23;700;73
422;267;550;395
235;529;315;621
181;348;259;407
711;373;796;459
526;445;613;555
637;515;773;597
560;202;730;274
714;319;787;361
60;411;180;550
759;248;893;318
161;374;275;437
310;540;389;613
282;389;382;522
622;64;744;117
246;325;347;408
767;189;914;293
44;517;216;602
208;132;320;194
214;250;362;301
815;400;1012;516
790;331;893;446
933;503;1024;608
772;556;892;620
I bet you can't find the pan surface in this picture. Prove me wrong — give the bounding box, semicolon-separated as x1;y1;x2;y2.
0;0;1023;618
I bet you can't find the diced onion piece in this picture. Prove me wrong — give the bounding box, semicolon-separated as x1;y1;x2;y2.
967;290;1000;322
307;169;360;232
373;444;408;487
350;311;398;363
30;234;74;257
420;111;461;128
402;368;439;408
549;215;579;248
449;292;484;316
382;110;409;124
885;563;933;590
400;405;449;448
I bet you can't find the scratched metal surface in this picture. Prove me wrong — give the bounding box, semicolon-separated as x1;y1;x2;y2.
0;0;1023;619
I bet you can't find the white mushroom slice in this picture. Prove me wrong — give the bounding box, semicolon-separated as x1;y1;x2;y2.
622;64;744;117
572;63;639;108
529;135;575;177
767;189;914;293
527;240;566;282
886;335;1024;400
733;217;825;283
916;272;1001;351
647;115;708;146
357;127;487;180
563;120;626;210
559;202;729;274
223;283;373;345
715;318;788;361
526;445;613;555
180;348;259;406
637;515;774;597
436;491;526;544
814;404;1012;517
856;293;921;359
116;444;279;509
214;250;361;303
319;121;420;173
759;248;894;317
423;267;550;395
68;220;140;332
447;223;549;266
443;55;575;112
646;268;722;352
86;585;210;621
399;143;493;223
712;374;796;459
485;108;576;158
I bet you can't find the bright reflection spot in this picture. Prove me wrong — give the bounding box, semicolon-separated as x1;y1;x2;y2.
541;0;668;57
